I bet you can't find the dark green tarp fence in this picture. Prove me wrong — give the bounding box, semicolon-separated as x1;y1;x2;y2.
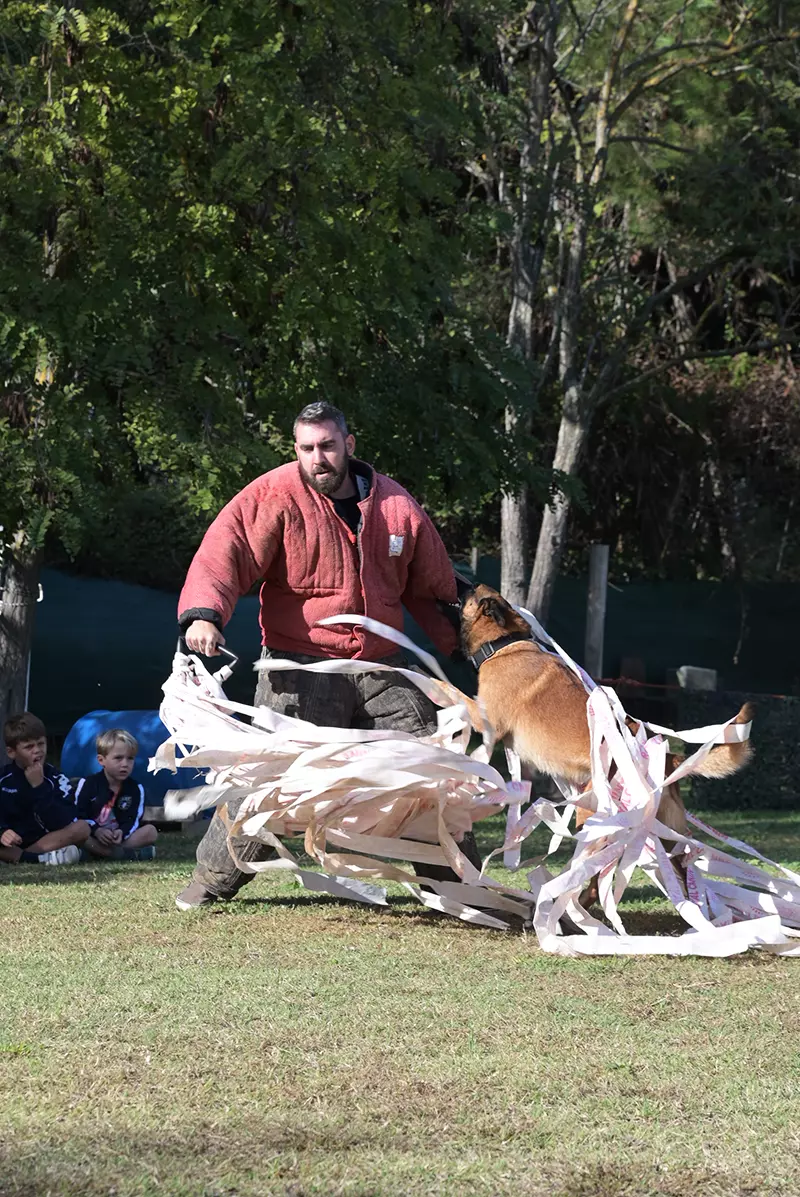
28;566;800;808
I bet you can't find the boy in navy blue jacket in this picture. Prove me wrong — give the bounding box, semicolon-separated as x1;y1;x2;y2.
74;729;158;861
0;713;90;865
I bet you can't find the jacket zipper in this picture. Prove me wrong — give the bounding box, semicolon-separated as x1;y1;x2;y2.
355;516;366;654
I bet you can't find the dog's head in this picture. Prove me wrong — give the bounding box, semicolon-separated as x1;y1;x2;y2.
460;583;532;655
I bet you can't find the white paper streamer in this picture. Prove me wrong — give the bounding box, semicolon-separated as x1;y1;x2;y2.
152;614;798;958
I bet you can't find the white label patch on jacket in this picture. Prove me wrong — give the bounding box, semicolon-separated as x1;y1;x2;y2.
388;535;404;557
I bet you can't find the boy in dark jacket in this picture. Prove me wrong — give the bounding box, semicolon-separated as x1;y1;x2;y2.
0;713;90;865
74;729;158;861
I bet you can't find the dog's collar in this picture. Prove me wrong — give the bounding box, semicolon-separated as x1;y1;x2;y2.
468;632;532;671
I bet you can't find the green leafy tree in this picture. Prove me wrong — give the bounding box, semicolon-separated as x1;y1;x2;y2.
456;0;798;616
0;0;535;744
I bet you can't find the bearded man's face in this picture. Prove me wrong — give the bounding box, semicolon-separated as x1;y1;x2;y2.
295;419;355;496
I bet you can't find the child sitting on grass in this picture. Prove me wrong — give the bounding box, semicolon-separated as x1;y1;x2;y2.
74;729;158;861
0;713;90;865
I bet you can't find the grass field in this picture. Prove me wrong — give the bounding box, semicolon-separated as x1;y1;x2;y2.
2;809;800;1197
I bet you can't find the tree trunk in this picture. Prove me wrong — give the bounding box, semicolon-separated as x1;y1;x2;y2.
664;252;696;364
501;403;529;605
498;8;556;601
501;220;535;605
0;535;42;765
501;490;529;605
524;0;640;624
526;193;589;622
526;410;589;620
776;496;794;577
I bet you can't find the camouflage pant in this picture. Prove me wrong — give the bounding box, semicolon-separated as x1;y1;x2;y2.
193;650;479;897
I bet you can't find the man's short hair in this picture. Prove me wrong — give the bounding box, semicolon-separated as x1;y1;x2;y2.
96;728;139;757
293;402;349;439
4;712;47;749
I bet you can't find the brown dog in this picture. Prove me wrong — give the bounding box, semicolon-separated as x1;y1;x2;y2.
461;584;753;839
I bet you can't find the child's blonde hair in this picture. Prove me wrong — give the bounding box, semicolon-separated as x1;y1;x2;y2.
96;728;138;757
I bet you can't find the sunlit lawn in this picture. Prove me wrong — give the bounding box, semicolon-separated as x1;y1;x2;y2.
1;809;800;1197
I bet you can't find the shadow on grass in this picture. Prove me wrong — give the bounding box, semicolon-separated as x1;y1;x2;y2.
555;1161;778;1197
230;891;518;932
606;908;686;936
0;1133;782;1197
0;864;151;887
616;883;671;905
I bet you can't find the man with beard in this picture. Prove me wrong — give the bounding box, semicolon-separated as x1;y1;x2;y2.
175;401;476;909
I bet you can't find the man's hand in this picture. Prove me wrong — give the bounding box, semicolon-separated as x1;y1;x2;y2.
24;763;44;789
94;826;117;847
185;620;226;656
1;829;22;848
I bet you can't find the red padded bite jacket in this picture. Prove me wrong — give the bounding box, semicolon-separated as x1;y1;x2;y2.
178;459;458;660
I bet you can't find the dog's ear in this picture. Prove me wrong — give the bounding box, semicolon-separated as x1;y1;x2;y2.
477;595;508;627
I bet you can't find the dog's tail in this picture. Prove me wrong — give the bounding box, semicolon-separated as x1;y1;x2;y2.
680;702;754;779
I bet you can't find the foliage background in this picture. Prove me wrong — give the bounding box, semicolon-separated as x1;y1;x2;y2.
1;1;799;654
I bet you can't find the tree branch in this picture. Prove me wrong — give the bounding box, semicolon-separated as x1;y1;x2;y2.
592;0;640;186
599;338;799;406
550;71;586;168
609;32;799;128
556;0;617;71
580;250;751;408
637;251;748;324
610;134;695;153
620;25;751;79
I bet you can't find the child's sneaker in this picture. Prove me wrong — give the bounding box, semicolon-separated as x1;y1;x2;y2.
123;845;156;862
40;845;81;865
